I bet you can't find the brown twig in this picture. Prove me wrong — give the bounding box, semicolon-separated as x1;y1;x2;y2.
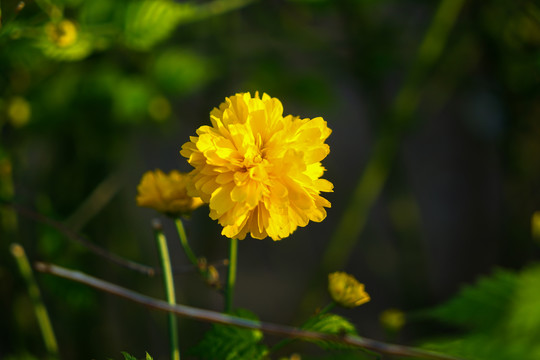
9;203;157;276
4;201;229;276
35;262;465;360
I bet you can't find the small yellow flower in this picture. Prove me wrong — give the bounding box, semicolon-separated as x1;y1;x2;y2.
45;20;78;47
328;272;370;308
136;170;203;216
380;308;405;331
180;92;333;241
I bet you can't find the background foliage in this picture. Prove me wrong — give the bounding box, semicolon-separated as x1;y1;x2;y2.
1;0;540;359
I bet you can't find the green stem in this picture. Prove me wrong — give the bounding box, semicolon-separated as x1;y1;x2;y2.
225;238;238;313
153;220;180;360
318;301;336;315
10;243;59;359
174;218;198;267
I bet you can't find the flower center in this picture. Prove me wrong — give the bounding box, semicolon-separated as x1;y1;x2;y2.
242;146;264;169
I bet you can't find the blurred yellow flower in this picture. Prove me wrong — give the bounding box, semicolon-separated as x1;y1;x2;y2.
380;308;405;331
532;211;540;242
7;97;31;127
136;170;203;216
45;20;78;48
328;272;370;308
180;92;333;240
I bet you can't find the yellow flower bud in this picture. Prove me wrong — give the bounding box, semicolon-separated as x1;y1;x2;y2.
328;272;370;308
45;20;78;48
136;170;204;217
380;308;405;331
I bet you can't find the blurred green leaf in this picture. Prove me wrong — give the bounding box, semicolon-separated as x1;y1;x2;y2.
301;313;358;350
79;0;122;26
124;0;195;50
113;77;153;122
34;19;95;61
119;352;153;360
190;308;268;360
426;268;516;331
153;49;213;95
120;352;138;360
36;34;94;62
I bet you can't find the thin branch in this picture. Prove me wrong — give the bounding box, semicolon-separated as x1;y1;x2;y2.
7;202;156;276
35;262;465;360
3;201;228;276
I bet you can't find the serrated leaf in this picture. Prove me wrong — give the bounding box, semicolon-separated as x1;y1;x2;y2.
505;265;540;340
190;308;268;360
426;268;517;331
118;352;153;360
301;313;358;350
420;265;540;360
120;352;138;360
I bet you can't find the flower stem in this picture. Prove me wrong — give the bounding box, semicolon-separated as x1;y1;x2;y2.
318;301;336;315
174;218;198;267
225;237;238;313
10;243;59;359
153;220;180;360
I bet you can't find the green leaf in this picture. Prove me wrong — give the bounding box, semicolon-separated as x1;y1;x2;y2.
425;268;517;331
421;265;540;360
112;77;153;122
123;0;254;50
189;308;268;360
505;265;540;340
301;313;358;350
36;33;94;61
123;0;196;50
120;352;138;360
118;352;153;360
152;49;213;95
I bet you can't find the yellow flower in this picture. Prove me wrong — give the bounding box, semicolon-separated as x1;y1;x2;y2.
328;272;370;308
180;92;333;241
45;20;78;48
136;170;203;216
